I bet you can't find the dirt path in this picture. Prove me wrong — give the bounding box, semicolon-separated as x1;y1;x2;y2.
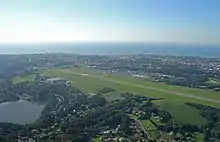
62;70;220;104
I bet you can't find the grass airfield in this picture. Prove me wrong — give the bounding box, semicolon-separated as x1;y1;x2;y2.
13;67;220;125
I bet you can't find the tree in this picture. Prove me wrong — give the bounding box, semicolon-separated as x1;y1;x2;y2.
71;135;90;142
120;115;132;134
204;129;211;141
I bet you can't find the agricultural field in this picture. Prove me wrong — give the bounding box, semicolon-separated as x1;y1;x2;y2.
157;103;205;125
13;67;220;125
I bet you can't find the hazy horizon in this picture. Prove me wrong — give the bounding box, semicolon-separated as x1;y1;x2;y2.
0;43;220;58
0;0;220;45
0;42;220;46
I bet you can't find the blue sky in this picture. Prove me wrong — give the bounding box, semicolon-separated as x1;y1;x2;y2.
0;0;219;44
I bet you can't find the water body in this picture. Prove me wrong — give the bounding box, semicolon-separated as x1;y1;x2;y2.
0;100;44;124
0;43;220;58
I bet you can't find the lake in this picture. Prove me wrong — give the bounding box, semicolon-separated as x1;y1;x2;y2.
0;100;45;124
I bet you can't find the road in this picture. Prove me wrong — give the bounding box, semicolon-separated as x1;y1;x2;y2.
62;70;220;104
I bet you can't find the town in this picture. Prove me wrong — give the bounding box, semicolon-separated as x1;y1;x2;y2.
0;54;220;142
77;54;220;91
0;77;204;142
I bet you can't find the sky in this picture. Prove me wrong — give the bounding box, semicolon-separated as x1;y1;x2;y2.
0;0;219;44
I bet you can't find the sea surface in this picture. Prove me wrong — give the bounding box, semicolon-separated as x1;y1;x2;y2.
0;43;220;58
0;100;44;124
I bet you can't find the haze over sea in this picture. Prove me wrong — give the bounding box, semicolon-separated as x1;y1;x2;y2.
0;43;220;58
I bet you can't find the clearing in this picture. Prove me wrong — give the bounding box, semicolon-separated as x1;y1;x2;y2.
12;74;36;85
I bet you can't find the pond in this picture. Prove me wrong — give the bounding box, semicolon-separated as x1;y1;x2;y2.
0;100;45;124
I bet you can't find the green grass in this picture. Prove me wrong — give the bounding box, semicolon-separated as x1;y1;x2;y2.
12;74;36;85
206;78;220;85
141;119;161;140
157;103;205;125
69;68;220;101
104;91;121;101
127;114;157;130
150;117;164;126
195;133;204;142
92;137;102;142
41;67;220;124
141;120;157;130
127;114;138;119
127;114;160;140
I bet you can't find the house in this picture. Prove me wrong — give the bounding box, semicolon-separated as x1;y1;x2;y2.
44;77;69;85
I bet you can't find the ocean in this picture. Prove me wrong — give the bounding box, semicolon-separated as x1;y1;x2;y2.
0;43;220;58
